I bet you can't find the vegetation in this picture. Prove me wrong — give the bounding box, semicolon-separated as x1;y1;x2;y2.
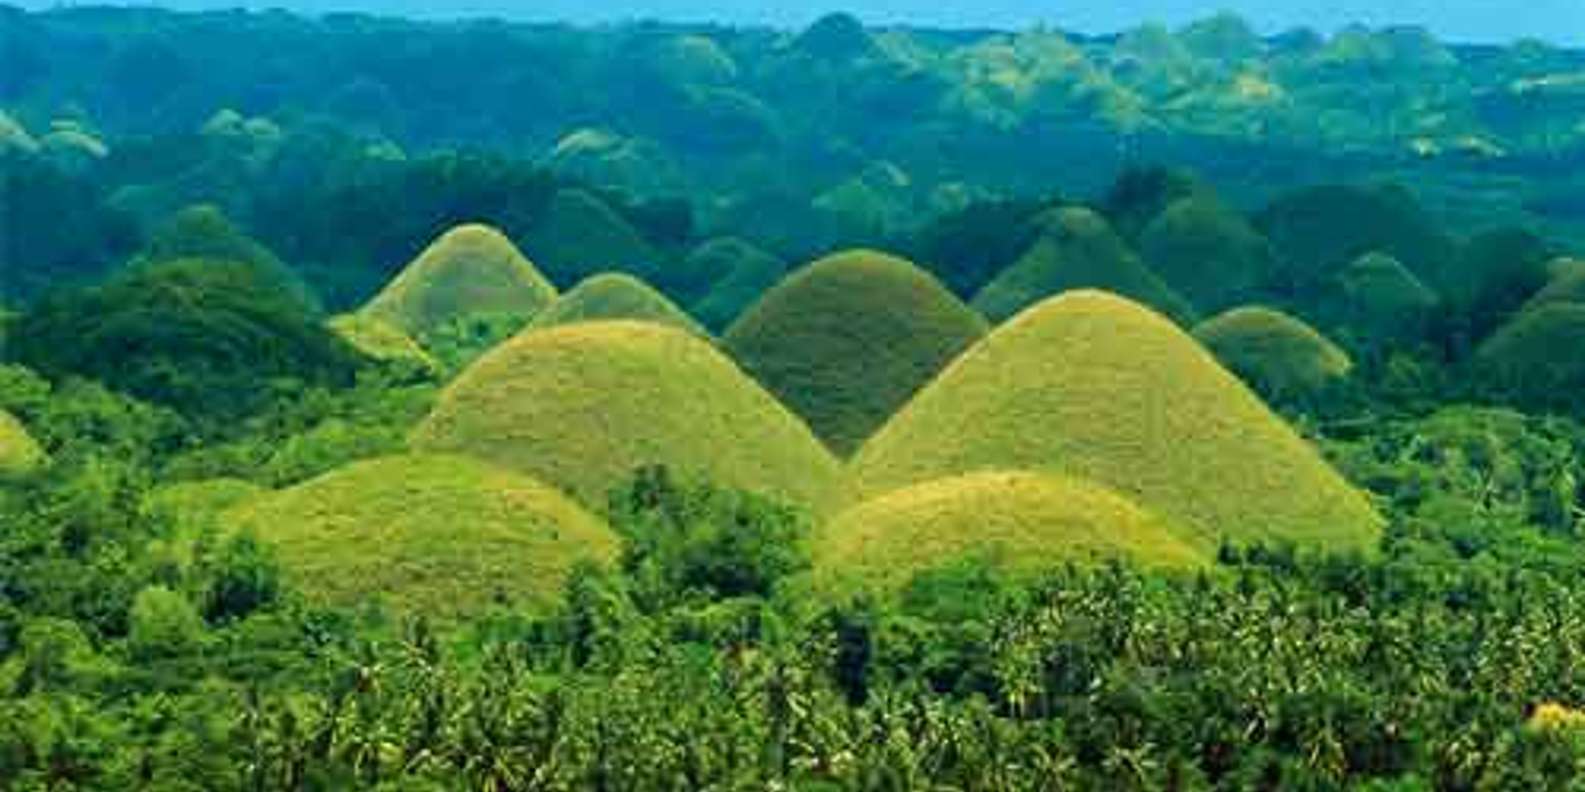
1336;251;1441;345
412;321;844;513
1193;306;1354;406
526;189;666;286
527;272;705;336
0;409;45;477
221;454;621;620
1473;302;1585;414
681;237;788;330
725;250;988;455
327;313;441;379
972;207;1196;324
1139;193;1278;311
815;470;1204;588
851;291;1382;552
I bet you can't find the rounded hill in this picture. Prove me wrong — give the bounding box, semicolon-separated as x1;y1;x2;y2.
360;224;558;340
1193;307;1353;403
0;409;45;477
1139;195;1277;311
527;273;705;336
526;188;661;286
849;290;1381;552
814;471;1204;590
685;237;788;331
1337;251;1440;342
1473;303;1585;414
411;321;843;513
972;207;1195;325
725;250;988;456
221;454;620;620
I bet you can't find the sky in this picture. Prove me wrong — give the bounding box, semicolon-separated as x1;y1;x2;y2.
17;0;1585;46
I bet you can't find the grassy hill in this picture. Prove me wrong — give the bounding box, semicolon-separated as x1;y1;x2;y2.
1473;303;1585;414
725;250;988;456
328;313;441;377
814;470;1204;590
0;409;45;477
849;290;1382;552
221;454;620;620
1337;252;1441;343
1193;306;1353;403
683;238;788;331
360;223;558;341
972;207;1195;324
525;189;662;286
411;321;843;513
1139;194;1278;312
527;273;705;336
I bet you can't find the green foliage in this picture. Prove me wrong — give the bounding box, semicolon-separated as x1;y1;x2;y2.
127;585;205;661
526;188;665;286
851;290;1382;553
686;238;789;331
0;409;46;477
413;320;844;513
1336;252;1442;346
1255;184;1459;296
725;250;987;455
1139;193;1278;311
1473;303;1585;415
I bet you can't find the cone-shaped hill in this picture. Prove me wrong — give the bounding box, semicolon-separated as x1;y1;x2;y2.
1139;195;1278;312
526;188;661;286
1338;252;1440;342
0;409;45;477
221;454;620;621
849;291;1381;552
527;273;706;336
328;313;442;376
972;207;1195;325
1193;307;1353;404
361;224;558;340
1524;260;1585;311
725;250;989;456
686;238;789;331
1473;303;1585;413
412;321;843;513
815;471;1205;590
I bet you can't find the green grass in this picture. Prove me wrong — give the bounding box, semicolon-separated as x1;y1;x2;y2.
849;290;1382;553
328;313;441;375
412;321;844;514
687;238;788;331
972;207;1195;324
361;223;558;340
1193;306;1353;402
527;273;706;336
1473;303;1585;412
0;409;45;477
1339;252;1441;341
1139;194;1277;311
1524;259;1585;311
725;250;988;456
526;189;661;286
221;454;620;620
814;470;1204;590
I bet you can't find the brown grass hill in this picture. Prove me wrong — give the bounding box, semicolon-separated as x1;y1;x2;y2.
1337;251;1441;343
971;206;1196;325
360;223;558;341
411;321;843;514
814;471;1205;590
1193;307;1353;404
1473;303;1585;414
525;188;663;286
0;409;45;477
685;238;789;331
724;250;989;456
527;273;706;336
1139;194;1279;311
327;313;442;378
220;454;620;621
849;290;1382;553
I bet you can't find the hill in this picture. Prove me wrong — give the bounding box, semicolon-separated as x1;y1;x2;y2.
724;250;988;456
220;454;620;620
327;313;441;377
360;224;558;341
972;207;1195;324
1254;183;1458;293
686;238;789;331
1473;303;1585;414
1193;307;1353;403
525;189;662;286
411;321;843;513
1337;251;1441;343
0;409;45;477
814;471;1204;590
849;290;1381;552
1138;194;1278;311
527;273;705;336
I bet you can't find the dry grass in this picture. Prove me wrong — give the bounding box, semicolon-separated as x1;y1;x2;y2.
973;207;1195;324
361;224;558;340
328;313;441;375
814;470;1204;590
528;273;706;336
0;409;45;477
849;290;1382;552
725;250;988;456
1193;306;1353;401
221;454;620;620
412;321;844;514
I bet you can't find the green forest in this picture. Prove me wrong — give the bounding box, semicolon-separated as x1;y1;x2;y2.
4;4;1585;789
